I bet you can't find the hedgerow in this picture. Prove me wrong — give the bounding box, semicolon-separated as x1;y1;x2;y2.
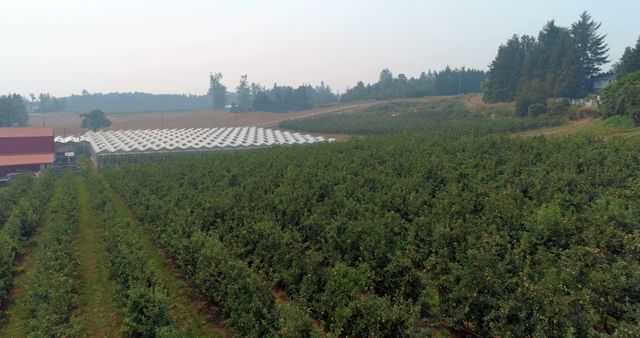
0;173;53;315
84;172;180;337
22;174;80;336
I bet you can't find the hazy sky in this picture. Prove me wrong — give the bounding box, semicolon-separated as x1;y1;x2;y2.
2;0;639;97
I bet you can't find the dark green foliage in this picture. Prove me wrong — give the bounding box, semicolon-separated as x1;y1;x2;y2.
193;235;278;337
208;72;228;109
0;174;52;314
484;12;608;102
547;98;571;115
81;109;111;130
123;286;171;337
236;74;252;112
36;93;67;112
0;94;29;127
617;36;640;78
341;67;485;102
276;303;317;338
88;172;283;337
22;175;80;337
104;130;640;336
0;174;34;226
601;71;640;125
515;79;548;115
84;172;178;337
281;99;561;135
483;35;534;102
527;103;547;117
571;11;610;90
252;83;337;112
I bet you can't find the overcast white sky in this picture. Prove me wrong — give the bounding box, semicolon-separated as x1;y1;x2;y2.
1;0;639;97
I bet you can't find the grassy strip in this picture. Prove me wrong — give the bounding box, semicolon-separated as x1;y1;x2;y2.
71;175;123;337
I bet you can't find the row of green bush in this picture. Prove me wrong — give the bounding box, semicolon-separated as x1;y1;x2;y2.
105;132;640;337
0;174;35;226
104;178;319;337
84;172;181;337
0;174;52;314
21;174;80;336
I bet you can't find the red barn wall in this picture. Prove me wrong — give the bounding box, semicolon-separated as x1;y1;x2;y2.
0;136;54;155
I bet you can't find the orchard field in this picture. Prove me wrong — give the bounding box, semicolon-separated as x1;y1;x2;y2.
1;98;640;337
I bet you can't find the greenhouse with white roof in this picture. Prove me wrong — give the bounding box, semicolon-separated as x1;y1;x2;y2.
55;127;331;167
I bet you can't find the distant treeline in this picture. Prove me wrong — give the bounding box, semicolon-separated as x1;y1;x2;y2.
251;83;338;112
17;69;483;116
64;91;211;113
35;93;67;112
208;73;338;113
340;67;486;102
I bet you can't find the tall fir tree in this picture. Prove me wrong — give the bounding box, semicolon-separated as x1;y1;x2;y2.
551;29;584;97
483;35;531;102
571;11;609;90
208;72;227;109
236;74;251;112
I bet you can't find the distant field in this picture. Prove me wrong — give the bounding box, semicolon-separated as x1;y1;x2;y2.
27;101;379;136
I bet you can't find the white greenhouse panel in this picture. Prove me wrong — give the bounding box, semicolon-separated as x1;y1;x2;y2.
55;127;331;155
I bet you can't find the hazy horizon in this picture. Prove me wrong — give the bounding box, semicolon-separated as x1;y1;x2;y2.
2;0;639;97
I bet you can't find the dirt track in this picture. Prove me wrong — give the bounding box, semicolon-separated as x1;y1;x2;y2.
28;101;379;136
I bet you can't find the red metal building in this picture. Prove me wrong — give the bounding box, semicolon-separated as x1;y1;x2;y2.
0;127;55;177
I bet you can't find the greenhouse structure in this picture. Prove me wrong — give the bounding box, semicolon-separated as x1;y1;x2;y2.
55;127;331;167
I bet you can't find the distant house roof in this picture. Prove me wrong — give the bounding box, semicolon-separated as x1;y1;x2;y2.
0;127;54;138
0;153;54;166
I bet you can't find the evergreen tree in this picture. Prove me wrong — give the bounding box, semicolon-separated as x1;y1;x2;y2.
571;11;609;90
483;35;529;102
617;36;640;78
378;68;393;84
236;74;251;112
208;72;227;109
0;94;28;127
551;30;584;97
37;93;67;112
484;13;609;104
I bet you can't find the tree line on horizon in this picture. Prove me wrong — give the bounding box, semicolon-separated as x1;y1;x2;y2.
340;67;486;102
206;67;485;113
208;72;338;113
